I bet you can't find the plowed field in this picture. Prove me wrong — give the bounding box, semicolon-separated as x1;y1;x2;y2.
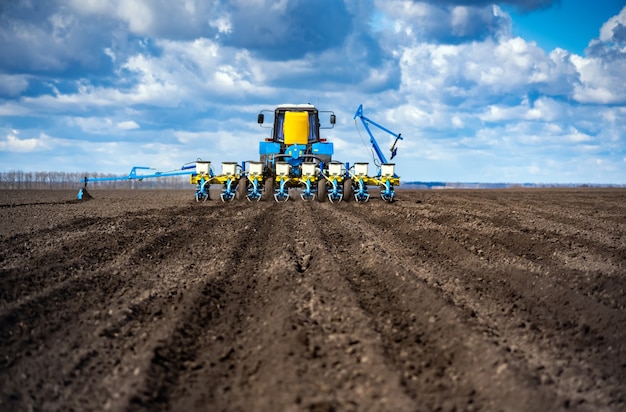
1;189;625;411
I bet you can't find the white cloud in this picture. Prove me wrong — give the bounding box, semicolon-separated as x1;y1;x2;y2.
49;11;74;42
571;54;626;104
104;47;116;62
209;15;232;35
67;116;138;133
0;101;31;116
0;132;53;152
116;1;154;34
117;120;139;130
66;0;215;38
398;36;576;105
565;127;593;143
599;6;626;43
480;96;564;123
451;115;463;128
375;1;511;43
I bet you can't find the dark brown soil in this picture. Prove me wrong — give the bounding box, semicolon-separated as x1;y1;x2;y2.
1;189;625;411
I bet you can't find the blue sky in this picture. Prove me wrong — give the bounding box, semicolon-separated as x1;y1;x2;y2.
1;0;625;184
504;0;626;55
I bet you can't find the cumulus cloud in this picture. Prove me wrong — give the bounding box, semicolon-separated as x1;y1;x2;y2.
0;1;118;74
117;120;140;130
398;36;579;108
218;0;353;60
480;96;564;123
0;0;356;76
585;7;626;66
0;132;52;152
570;53;626;104
586;6;626;59
65;116;140;135
374;1;513;44
599;6;626;44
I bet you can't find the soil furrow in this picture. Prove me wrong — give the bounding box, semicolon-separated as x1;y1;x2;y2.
318;202;564;411
127;202;282;410
0;201;268;410
1;189;624;411
329;193;626;410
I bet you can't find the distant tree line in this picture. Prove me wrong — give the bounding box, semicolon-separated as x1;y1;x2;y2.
0;171;190;189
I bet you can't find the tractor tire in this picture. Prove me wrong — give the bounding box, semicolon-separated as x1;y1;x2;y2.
236;178;248;200
261;178;274;202
343;178;353;202
317;180;327;202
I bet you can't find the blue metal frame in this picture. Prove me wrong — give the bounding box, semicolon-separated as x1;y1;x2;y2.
327;179;343;203
195;176;211;202
83;165;195;184
381;180;393;202
245;177;263;201
300;178;315;201
79;164;197;199
354;178;370;203
220;177;236;202
274;178;290;202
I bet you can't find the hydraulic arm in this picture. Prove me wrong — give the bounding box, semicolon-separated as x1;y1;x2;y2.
353;104;403;165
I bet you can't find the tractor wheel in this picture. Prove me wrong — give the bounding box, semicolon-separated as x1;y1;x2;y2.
236;178;248;200
317;180;327;202
343;178;353;202
261;178;274;201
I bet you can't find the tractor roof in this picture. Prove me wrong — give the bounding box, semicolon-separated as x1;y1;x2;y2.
275;103;316;110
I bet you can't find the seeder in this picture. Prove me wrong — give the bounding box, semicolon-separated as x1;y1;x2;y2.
79;104;405;203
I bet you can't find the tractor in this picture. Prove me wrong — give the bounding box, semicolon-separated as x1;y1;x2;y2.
79;104;403;203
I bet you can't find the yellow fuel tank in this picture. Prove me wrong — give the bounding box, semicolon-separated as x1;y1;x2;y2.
283;111;309;145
